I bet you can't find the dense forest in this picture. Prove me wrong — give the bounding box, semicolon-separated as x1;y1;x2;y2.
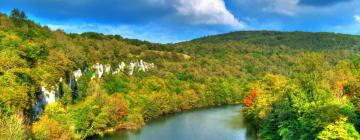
1;9;360;139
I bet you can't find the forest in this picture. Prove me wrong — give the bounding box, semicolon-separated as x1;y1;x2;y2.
1;9;360;139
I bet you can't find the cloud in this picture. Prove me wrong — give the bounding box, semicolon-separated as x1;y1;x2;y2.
355;15;360;23
174;0;245;28
0;0;245;43
262;0;299;16
19;0;173;24
1;0;243;29
254;0;353;16
4;0;359;42
298;0;352;7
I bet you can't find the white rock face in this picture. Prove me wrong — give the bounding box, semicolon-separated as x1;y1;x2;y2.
34;61;155;119
113;62;126;74
127;60;155;75
99;63;104;78
129;62;136;76
105;64;111;74
120;62;126;71
33;86;56;119
112;70;119;75
41;86;56;104
92;63;104;78
139;60;146;72
73;69;82;81
140;59;155;72
119;62;126;72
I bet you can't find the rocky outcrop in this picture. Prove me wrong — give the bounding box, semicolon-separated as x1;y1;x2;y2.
33;60;155;119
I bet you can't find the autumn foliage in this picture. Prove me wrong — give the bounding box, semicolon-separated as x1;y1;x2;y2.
2;9;360;140
243;90;257;108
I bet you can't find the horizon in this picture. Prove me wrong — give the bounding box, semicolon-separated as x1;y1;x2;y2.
1;0;360;43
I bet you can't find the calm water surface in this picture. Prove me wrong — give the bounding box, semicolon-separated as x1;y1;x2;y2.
96;105;256;140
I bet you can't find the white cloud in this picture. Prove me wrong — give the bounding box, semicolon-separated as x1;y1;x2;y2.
262;0;299;16
355;15;360;23
259;0;358;16
174;0;245;29
35;0;246;31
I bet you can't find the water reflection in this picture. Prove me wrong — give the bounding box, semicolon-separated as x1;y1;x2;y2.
94;105;255;140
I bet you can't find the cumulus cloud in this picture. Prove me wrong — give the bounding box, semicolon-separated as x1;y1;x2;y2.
174;0;245;29
2;0;243;29
355;15;360;23
19;0;245;43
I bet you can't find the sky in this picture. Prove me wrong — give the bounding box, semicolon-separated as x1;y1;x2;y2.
1;0;360;43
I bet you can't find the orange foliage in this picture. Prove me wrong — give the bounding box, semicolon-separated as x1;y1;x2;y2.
112;93;129;117
243;90;257;108
334;81;344;98
116;111;126;116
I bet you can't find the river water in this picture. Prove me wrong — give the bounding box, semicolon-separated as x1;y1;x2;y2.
96;105;256;140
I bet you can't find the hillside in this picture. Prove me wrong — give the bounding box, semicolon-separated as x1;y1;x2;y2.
187;31;360;50
1;10;360;140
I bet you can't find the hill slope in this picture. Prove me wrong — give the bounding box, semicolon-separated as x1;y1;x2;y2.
187;31;360;50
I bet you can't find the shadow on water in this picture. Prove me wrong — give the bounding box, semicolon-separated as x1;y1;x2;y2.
92;105;256;140
222;107;257;140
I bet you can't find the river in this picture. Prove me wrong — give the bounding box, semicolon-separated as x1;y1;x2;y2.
95;105;256;140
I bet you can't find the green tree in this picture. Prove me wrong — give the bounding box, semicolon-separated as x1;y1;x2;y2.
0;112;26;139
10;9;26;19
317;117;360;140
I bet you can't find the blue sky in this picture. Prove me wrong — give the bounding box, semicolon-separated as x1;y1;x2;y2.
1;0;360;43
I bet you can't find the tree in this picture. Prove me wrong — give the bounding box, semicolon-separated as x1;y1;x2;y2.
10;9;26;19
0;112;26;139
317;117;360;140
32;103;77;139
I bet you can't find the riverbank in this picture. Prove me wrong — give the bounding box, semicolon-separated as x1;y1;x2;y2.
91;103;243;139
92;105;256;140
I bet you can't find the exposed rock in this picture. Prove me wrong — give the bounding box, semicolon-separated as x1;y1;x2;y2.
41;86;56;104
92;63;104;78
73;69;82;81
139;60;146;72
129;62;136;76
120;62;126;71
105;64;111;74
33;61;155;119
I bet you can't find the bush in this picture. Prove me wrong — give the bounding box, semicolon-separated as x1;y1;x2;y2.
317;117;360;140
70;81;127;137
32;103;77;139
102;74;129;94
0;112;26;139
